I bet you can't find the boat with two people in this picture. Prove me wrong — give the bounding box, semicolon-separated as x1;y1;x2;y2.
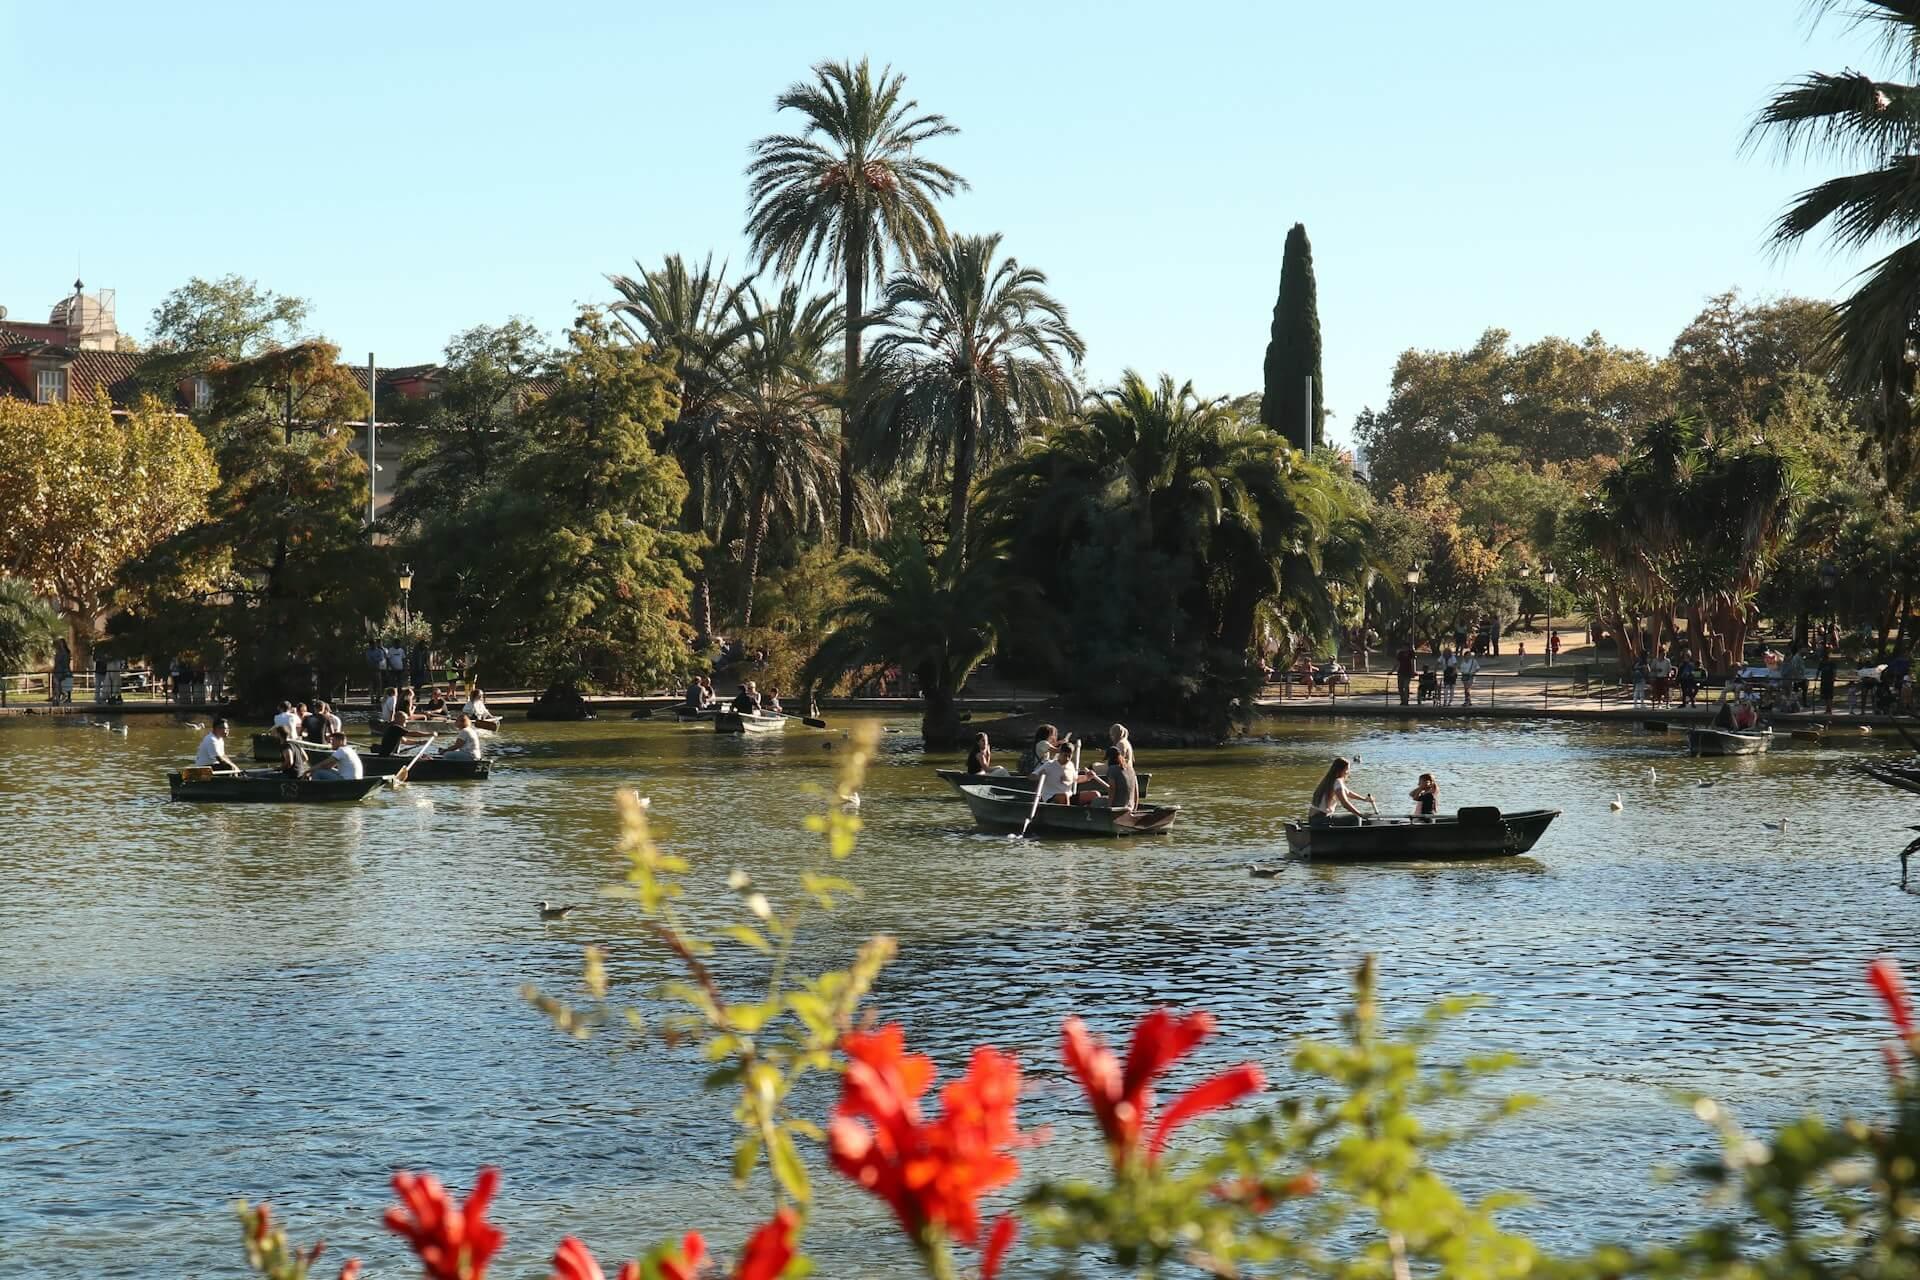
1687;686;1772;757
1277;756;1559;862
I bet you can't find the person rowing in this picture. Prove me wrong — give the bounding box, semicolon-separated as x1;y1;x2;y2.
1409;772;1439;818
1308;756;1374;818
1031;739;1106;807
194;717;240;775
311;730;364;781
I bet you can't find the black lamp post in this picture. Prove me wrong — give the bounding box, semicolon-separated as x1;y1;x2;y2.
1542;567;1559;667
1405;567;1421;647
399;563;414;624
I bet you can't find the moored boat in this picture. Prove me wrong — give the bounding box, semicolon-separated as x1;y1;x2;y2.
716;710;787;735
1686;726;1772;756
1281;807;1559;862
934;767;1153;800
167;769;383;804
955;783;1179;836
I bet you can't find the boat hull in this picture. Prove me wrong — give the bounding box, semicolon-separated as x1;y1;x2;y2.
935;767;1152;800
167;771;383;803
956;784;1178;837
1686;727;1772;756
1282;807;1560;862
715;711;787;734
355;755;491;781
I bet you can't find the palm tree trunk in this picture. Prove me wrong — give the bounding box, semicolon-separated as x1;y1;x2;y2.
947;383;980;554
692;575;713;648
838;239;866;550
742;486;773;630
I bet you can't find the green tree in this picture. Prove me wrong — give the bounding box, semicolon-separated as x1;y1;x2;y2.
147;275;309;361
745;57;966;547
1353;328;1671;495
713;285;845;629
1259;222;1325;451
411;312;696;690
608;253;759;644
385;319;551;533
115;342;393;707
0;577;58;688
803;534;1027;744
1668;290;1845;432
1751;2;1920;475
865;232;1084;550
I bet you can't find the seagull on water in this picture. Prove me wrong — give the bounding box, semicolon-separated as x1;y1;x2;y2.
1248;863;1283;879
537;900;578;921
1609;793;1625;811
1644;766;1658;781
1761;818;1789;832
840;792;861;812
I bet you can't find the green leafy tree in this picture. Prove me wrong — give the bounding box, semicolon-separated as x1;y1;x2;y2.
0;577;58;688
114;342;393;707
865;231;1084;549
411;312;697;690
1750;3;1920;475
746;57;966;547
143;275;310;397
803;534;1028;744
1259;222;1326;451
384;320;551;534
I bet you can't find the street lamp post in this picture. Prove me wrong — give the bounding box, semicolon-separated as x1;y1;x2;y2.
1542;568;1558;667
1405;567;1421;650
1361;568;1377;673
399;563;414;624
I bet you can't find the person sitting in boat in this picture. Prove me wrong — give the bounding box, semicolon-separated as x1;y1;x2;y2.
1732;699;1759;732
272;724;309;779
762;688;784;715
437;713;485;762
299;702;328;743
463;687;492;722
1103;723;1139;813
1016;725;1059;776
965;732;1001;776
375;715;434;757
422;685;448;715
1033;740;1104;806
377;687;399;727
318;701;342;738
194;718;240;775
683;677;707;711
1409;772;1439;818
731;683;761;714
1308;756;1374;819
272;700;299;737
311;730;364;781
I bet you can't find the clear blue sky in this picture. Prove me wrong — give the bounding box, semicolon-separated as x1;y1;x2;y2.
0;1;1881;444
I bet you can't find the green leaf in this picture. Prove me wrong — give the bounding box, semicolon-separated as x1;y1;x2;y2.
722;923;774;953
732;1134;763;1188
770;1127;811;1204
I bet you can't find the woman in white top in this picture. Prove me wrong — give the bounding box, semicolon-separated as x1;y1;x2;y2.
464;686;491;722
437;713;485;761
1308;756;1373;818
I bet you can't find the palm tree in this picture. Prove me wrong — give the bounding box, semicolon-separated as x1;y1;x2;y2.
745;58;966;547
803;534;1032;744
1751;1;1920;471
865;232;1084;548
713;284;845;629
608;254;757;643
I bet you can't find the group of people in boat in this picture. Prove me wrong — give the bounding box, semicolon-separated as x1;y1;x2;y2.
683;677;789;717
188;683;493;781
1308;757;1443;819
965;722;1141;813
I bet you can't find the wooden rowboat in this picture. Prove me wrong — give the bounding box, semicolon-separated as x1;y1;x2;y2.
674;706;720;722
167;770;383;804
355;755;491;782
715;710;787;735
1686;726;1772;756
955;783;1179;836
1281;807;1559;862
934;768;1153;800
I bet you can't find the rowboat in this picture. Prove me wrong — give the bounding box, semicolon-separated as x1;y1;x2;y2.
1281;807;1560;862
955;783;1179;836
355;754;491;782
934;767;1153;800
715;710;787;735
1686;726;1772;756
167;769;383;804
674;706;719;722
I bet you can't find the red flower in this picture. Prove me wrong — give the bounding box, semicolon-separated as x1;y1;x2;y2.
383;1167;506;1280
656;1233;707;1280
1063;1010;1266;1165
734;1208;799;1280
829;1025;1023;1250
980;1215;1017;1280
338;1261;364;1280
1870;957;1914;1037
551;1236;642;1280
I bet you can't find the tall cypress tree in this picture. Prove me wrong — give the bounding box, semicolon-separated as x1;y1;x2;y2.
1259;223;1324;451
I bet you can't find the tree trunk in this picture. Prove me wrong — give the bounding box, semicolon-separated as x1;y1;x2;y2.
692;574;713;649
839;240;866;550
947;384;980;555
918;674;961;748
741;486;772;630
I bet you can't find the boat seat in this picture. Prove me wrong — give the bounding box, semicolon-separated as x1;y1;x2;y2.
1456;805;1504;830
1309;813;1364;827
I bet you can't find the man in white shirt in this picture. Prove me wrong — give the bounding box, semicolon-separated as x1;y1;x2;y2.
194;719;239;774
311;730;364;781
271;701;298;737
437;713;484;761
378;688;399;724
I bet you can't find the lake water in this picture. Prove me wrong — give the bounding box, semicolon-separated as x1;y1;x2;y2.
2;713;1916;1276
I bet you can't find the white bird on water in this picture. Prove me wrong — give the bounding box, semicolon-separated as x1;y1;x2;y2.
1609;793;1625;812
537;900;578;921
840;792;861;812
1644;766;1658;781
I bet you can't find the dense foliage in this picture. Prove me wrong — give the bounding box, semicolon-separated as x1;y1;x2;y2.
1259;222;1325;451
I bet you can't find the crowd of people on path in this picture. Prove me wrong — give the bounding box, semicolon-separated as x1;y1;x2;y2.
1395;643;1483;707
962;722;1141;813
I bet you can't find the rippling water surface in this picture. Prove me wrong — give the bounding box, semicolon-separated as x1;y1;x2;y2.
2;713;1917;1275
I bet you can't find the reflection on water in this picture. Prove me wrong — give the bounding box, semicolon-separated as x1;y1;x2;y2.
2;714;1917;1272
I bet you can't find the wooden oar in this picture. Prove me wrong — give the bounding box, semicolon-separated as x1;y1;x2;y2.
802;694;827;729
1014;737;1067;840
386;734;437;790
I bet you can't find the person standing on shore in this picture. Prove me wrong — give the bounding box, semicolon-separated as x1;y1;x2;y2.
1631;654;1649;709
1459;651;1481;705
1395;642;1415;706
1442;650;1459;706
1820;649;1838;716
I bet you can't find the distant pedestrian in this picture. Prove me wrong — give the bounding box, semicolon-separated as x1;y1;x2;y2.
1459;652;1481;705
1820;649;1838;717
92;650;107;704
1395;642;1415;706
1442;651;1459;706
1631;655;1649;709
51;638;72;705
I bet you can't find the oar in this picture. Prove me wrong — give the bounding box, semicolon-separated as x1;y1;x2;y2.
802;693;827;730
1013;738;1064;840
386;734;437;790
